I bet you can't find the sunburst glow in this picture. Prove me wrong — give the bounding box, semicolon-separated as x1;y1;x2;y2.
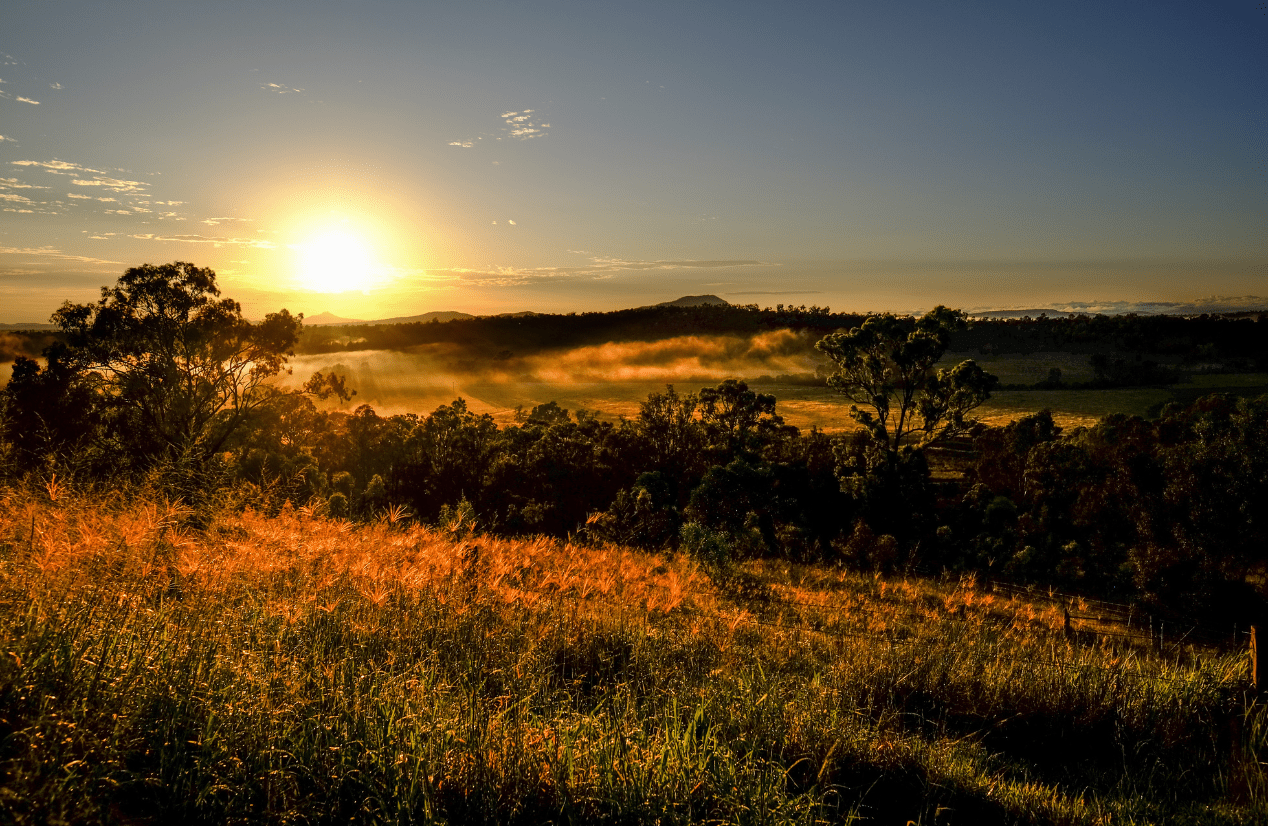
296;230;376;293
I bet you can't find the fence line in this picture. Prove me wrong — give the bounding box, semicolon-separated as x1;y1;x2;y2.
611;572;1228;656
491;576;1234;691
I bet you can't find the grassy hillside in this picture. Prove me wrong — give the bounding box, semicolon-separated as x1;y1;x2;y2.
1;485;1264;824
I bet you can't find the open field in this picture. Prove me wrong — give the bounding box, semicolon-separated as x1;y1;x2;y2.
1;486;1264;824
940;351;1100;385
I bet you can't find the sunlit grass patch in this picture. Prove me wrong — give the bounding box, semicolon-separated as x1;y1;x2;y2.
0;486;1263;824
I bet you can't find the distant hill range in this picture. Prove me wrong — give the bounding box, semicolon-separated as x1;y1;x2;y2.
969;298;1268;319
304;310;476;326
0;322;56;331
970;309;1077;320
306;296;728;326
646;295;729;309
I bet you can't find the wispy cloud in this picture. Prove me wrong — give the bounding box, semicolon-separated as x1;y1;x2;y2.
376;266;461;284
0;177;46;190
261;82;303;94
0;135;15;144
433;257;770;287
730;290;821;296
500;108;549;140
12;159;106;175
130;232;277;249
448;107;552;148
585;257;770;272
7;152;267;242
0;245;120;267
4;158;190;221
0;67;43;105
70;176;146;192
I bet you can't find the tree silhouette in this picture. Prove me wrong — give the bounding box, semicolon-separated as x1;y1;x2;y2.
49;262;350;468
1;343;103;471
815;306;997;455
697;378;784;451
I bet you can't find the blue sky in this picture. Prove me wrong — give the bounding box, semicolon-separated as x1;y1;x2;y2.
1;1;1264;321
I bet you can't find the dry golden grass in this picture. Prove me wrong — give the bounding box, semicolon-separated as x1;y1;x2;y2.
0;484;1263;825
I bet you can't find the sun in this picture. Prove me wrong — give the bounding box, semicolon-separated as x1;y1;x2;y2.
297;229;375;293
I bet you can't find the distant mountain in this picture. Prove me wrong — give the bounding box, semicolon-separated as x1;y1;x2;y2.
0;322;56;331
307;297;723;326
375;311;475;325
968;297;1268;319
970;309;1076;320
304;312;366;325
645;295;730;309
306;310;475;326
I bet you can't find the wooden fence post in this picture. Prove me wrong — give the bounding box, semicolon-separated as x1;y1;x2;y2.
1252;626;1263;695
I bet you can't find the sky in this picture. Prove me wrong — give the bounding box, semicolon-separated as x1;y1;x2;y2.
1;0;1265;322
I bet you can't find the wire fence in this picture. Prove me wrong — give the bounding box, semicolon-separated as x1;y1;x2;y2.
490;570;1244;692
983;578;1250;653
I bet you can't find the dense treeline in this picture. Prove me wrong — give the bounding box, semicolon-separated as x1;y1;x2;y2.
960;312;1268;365
206;386;1268;623
8;361;1264;623
9;293;1265;386
296;301;857;358
953;398;1268;618
2;265;1266;626
294;301;1268;370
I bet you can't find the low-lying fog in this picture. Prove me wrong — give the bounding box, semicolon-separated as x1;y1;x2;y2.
2;328;1132;433
283;330;832;424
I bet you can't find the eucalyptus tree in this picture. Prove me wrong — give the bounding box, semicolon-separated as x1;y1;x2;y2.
815;306;998;457
816;307;998;546
43;262;350;469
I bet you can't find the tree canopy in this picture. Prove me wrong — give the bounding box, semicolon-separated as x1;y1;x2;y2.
7;262;350;473
815;306;998;454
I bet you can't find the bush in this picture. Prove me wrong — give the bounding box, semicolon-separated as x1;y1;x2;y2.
438;497;477;538
679;521;731;569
